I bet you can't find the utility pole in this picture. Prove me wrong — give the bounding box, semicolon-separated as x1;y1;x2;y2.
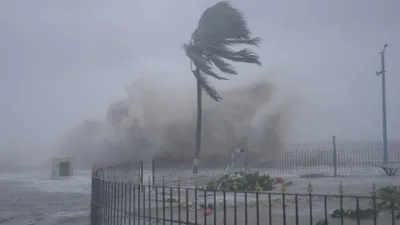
376;44;388;165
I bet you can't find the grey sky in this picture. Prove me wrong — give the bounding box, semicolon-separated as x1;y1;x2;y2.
0;0;399;150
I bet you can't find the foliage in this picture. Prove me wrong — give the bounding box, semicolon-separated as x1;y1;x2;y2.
205;170;275;191
330;185;400;220
331;208;379;219
183;1;261;101
374;185;400;210
373;185;400;219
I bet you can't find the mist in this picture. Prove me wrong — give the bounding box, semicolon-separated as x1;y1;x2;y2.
56;74;299;167
0;0;400;170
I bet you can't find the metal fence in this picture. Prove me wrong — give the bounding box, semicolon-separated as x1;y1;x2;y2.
91;147;400;189
152;148;400;186
91;167;400;225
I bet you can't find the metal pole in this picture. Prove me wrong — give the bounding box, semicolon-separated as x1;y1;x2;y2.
376;44;388;164
332;135;337;176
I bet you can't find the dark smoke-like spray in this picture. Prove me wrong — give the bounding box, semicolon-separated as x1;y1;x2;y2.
60;73;300;168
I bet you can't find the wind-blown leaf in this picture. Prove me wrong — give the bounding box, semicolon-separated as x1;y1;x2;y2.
206;54;237;75
208;46;261;66
186;45;228;80
224;49;262;65
192;70;222;101
222;37;262;47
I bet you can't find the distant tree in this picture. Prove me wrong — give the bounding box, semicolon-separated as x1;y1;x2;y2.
183;1;262;174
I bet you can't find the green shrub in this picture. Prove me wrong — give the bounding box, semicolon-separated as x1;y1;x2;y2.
330;185;400;221
204;170;274;191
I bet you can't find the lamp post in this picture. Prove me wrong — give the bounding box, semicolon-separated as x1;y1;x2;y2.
376;44;388;165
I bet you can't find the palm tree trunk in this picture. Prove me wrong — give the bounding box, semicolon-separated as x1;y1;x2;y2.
193;68;202;174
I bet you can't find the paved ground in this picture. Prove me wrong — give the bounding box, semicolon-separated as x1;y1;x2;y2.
106;169;400;225
1;168;399;225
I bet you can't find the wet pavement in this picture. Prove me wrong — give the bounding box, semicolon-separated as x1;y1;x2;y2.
0;168;398;225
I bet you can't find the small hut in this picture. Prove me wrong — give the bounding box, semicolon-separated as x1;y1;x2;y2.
51;157;73;179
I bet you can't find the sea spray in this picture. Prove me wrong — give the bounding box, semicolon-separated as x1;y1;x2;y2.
60;73;300;168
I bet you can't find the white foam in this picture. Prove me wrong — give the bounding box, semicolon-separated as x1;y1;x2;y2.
0;170;91;194
45;210;89;219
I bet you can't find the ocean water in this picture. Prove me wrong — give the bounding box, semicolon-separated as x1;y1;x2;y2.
0;170;91;225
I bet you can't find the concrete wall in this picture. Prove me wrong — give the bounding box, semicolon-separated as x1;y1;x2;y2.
51;157;73;179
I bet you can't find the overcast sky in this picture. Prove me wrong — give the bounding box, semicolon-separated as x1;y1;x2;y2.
0;0;399;150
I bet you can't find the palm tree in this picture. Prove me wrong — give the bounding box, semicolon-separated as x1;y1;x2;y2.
183;1;262;174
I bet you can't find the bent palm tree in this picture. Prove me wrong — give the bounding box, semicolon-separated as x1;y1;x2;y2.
183;1;262;174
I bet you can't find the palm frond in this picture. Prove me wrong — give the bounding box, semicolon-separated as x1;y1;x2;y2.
192;1;251;47
183;1;262;101
186;43;228;80
222;37;262;47
206;44;262;66
192;69;222;102
206;54;237;75
222;48;262;65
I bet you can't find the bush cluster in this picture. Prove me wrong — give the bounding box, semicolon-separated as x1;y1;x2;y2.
204;171;275;191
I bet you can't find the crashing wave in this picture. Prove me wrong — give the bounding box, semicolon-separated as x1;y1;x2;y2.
60;74;298;168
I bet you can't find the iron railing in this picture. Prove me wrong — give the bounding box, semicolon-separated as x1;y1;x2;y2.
152;148;400;185
93;148;400;188
91;167;400;225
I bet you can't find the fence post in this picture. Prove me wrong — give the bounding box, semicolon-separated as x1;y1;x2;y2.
332;135;337;177
140;160;144;193
152;159;155;188
90;165;100;225
139;160;143;185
